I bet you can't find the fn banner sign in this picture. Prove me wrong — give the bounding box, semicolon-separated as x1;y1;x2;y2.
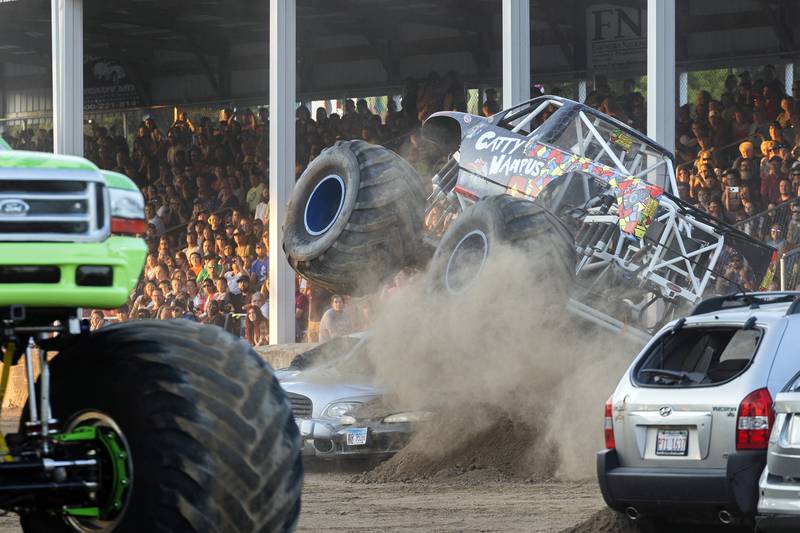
587;4;647;72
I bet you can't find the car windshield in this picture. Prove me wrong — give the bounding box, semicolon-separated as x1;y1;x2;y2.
289;335;375;377
288;336;361;370
634;326;761;387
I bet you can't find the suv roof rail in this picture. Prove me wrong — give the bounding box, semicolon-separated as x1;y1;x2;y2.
785;296;800;316
690;292;800;316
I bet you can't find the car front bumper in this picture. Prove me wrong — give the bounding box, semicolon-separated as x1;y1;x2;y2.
756;467;800;531
0;237;147;309
297;417;413;459
597;448;766;520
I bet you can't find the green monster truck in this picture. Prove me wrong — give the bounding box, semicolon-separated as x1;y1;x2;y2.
0;137;302;532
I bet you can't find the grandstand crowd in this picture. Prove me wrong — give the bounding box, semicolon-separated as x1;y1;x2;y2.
5;67;800;343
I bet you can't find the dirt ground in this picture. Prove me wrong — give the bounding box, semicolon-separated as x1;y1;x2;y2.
0;471;604;533
0;466;751;533
298;471;604;532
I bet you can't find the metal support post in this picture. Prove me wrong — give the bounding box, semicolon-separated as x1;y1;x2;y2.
785;63;794;96
502;0;531;108
24;338;38;426
679;71;688;106
39;346;51;454
646;0;675;156
269;0;297;344
578;80;587;103
51;0;84;156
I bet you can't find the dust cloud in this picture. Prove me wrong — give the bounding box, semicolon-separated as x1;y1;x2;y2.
361;244;644;480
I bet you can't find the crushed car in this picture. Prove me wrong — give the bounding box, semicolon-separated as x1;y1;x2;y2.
299;399;430;460
277;334;431;460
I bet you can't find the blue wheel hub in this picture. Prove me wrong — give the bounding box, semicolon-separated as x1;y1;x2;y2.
304;174;346;236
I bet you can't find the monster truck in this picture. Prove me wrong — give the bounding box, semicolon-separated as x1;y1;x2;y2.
283;96;774;337
0;137;302;531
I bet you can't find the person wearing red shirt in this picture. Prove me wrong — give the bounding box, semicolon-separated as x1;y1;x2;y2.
295;290;309;342
761;156;783;204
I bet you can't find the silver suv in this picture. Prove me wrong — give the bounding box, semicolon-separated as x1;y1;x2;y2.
756;370;800;531
597;292;800;527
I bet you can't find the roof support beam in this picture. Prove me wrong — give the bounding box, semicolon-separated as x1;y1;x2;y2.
502;0;530;107
51;0;83;156
760;0;794;52
647;0;675;168
269;0;296;344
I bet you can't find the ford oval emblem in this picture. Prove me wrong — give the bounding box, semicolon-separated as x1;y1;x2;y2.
0;199;30;216
659;406;672;417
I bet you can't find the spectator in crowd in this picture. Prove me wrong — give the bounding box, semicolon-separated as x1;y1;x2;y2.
89;309;107;331
715;252;755;294
250;242;269;285
768;224;787;253
244;305;269;346
202;300;227;328
295;286;309;342
319;294;353;342
251;291;270;320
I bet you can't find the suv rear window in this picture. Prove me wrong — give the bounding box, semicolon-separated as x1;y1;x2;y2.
634;326;761;387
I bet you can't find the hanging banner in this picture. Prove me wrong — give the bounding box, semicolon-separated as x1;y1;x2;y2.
586;4;647;72
84;58;141;110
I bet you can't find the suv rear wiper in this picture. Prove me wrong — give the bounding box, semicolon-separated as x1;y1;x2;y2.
639;368;696;384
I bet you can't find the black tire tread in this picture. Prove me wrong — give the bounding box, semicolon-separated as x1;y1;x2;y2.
288;140;427;294
430;194;575;294
22;320;302;533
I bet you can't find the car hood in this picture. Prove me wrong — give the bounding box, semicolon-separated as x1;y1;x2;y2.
279;371;381;418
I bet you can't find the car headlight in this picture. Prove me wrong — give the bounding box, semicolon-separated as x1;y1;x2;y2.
109;188;146;235
322;401;362;418
383;411;434;424
340;415;356;426
109;188;145;219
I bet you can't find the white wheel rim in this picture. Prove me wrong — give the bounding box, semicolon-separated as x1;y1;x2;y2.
444;230;489;294
63;411;133;533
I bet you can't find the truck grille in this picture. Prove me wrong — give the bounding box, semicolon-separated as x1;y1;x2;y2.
286;392;312;418
0;169;110;242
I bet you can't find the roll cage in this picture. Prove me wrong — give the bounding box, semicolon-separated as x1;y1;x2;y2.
424;96;774;335
492;95;678;194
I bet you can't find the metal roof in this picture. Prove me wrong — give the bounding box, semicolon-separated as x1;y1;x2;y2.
1;0;799;106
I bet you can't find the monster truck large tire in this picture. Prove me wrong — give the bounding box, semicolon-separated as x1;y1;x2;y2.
283;140;427;295
20;320;302;533
428;194;575;296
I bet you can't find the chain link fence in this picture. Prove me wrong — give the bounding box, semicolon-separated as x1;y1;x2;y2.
735;196;800;246
780;247;800;290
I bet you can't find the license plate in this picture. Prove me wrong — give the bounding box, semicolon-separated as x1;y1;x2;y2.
345;428;368;446
656;429;688;456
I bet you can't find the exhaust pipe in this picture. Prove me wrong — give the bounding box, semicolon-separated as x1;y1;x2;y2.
312;439;335;454
718;510;732;525
625;507;640;521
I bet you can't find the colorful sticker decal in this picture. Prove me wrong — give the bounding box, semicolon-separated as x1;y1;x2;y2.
610;128;635;151
609;177;663;238
458;122;664;239
758;249;779;291
522;143;664;238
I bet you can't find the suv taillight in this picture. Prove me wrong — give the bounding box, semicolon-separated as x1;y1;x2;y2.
604;396;615;449
736;388;774;450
